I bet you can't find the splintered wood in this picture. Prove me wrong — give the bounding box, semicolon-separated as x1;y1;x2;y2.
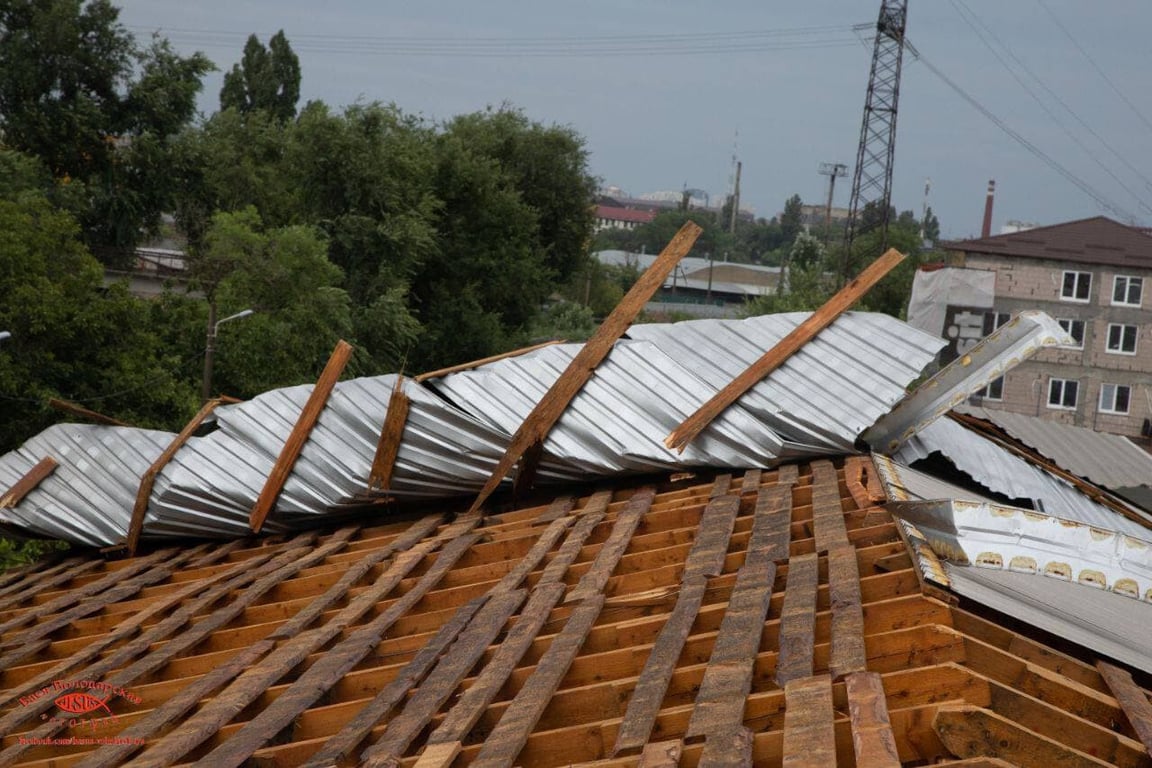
0;458;1148;768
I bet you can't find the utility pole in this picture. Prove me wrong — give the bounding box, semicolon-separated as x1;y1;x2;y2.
201;307;255;403
728;161;742;235
920;177;932;240
817;162;848;243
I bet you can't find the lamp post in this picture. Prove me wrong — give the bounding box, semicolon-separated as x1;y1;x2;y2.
201;308;254;402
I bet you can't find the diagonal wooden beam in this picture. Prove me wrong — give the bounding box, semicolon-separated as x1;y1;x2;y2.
250;339;354;532
0;457;57;509
128;399;223;555
415;340;564;382
367;375;410;493
1096;660;1152;757
47;397;130;427
665;247;905;452
467;221;702;514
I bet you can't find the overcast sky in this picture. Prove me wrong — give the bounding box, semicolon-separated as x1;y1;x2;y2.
116;1;1152;240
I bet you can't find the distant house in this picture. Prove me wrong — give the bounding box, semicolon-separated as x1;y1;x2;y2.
593;205;657;232
945;216;1152;438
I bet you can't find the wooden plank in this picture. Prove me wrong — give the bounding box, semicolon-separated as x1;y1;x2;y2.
429;583;567;745
469;593;607;768
415;340;565;382
845;672;900;768
811;459;848;553
192;526;481;768
613;577;709;755
250;339;354;532
413;742;462;768
568;487;655;603
699;727;753;768
687;483;787;738
1095;661;1152;758
358;589;529;766
739;468;762;496
777;464;800;488
933;705;1113;767
47;396;130;426
782;674;837;768
535;494;576;524
665;247;905;452
754;486;793;564
775;553;820;687
540;491;612;586
0;456;57;508
468;221;702;513
682;494;742;581
709;473;733;498
128;399;222;553
83;519;446;768
638;740;683;767
828;545;866;679
368;375;411;492
300;593;498;768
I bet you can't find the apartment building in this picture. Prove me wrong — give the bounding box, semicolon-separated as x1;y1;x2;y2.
947;216;1152;438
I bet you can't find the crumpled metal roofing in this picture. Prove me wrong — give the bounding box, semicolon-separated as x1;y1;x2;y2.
958;404;1152;490
893;416;1152;539
0;424;172;547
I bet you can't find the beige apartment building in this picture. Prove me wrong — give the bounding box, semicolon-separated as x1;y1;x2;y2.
947;216;1152;438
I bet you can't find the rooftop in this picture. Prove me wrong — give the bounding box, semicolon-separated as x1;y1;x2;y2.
945;215;1152;269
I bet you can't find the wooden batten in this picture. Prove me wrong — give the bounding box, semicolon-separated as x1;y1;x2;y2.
0;457;57;509
664;247;905;452
128;398;223;554
47;397;130;426
1096;660;1152;757
368;375;411;493
467;221;702;514
250;340;354;532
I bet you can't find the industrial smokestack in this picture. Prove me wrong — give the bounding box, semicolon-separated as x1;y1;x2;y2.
981;179;996;238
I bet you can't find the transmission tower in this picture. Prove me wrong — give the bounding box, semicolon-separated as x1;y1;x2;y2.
842;0;910;281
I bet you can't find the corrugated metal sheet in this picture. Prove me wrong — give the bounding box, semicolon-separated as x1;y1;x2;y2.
893;416;1152;539
871;454;999;506
958;404;1152;490
428;340;788;474
0;424;172;547
627;311;943;451
944;564;1152;675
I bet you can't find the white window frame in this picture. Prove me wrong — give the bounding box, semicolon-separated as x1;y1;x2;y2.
982;375;1004;401
1056;318;1085;350
1047;378;1078;410
1106;323;1138;355
1112;275;1143;307
1061;270;1092;303
1099;383;1131;415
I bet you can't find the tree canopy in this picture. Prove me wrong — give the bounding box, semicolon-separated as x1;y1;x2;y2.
219;30;300;122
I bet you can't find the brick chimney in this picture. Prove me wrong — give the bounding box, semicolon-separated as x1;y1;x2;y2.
981;179;995;238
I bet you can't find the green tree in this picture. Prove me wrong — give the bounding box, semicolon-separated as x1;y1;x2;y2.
0;1;212;261
219;31;300;122
779;194;804;244
923;206;941;243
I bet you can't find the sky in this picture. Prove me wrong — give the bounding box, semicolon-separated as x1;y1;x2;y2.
116;1;1152;240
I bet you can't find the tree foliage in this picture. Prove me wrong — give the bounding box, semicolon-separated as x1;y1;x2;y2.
219;31;300;122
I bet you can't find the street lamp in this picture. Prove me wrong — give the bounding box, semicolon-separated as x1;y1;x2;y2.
201;308;254;402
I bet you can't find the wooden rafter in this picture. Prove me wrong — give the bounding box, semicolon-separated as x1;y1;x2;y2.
467;221;702;514
250;339;354;532
415;340;565;382
128;398;223;554
665;247;905;452
47;397;129;426
0;457;57;509
367;375;411;493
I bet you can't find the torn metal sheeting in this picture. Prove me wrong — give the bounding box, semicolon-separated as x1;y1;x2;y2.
871;453;999;506
943;562;1152;676
862;310;1073;453
893;416;1152;539
957;404;1152;491
426;340;787;474
628;311;943;451
889;497;1152;601
0;424;173;547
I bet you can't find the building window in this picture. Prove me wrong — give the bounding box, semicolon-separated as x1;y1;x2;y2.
1048;378;1078;409
982;376;1004;401
1113;276;1143;307
982;312;1010;335
1061;271;1092;302
1099;383;1131;414
1106;323;1138;355
1056;318;1085;349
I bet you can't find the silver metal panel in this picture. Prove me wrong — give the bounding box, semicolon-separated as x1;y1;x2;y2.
428;340;788;474
863;311;1072;453
627;311;943;451
944;563;1152;675
958;404;1152;490
871;454;999;506
0;424;172;547
893;416;1152;539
